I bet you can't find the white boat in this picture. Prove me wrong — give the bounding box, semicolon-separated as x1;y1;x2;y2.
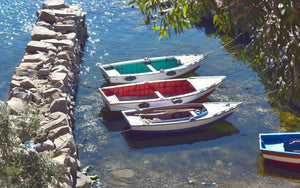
99;76;226;112
99;54;206;84
121;102;242;133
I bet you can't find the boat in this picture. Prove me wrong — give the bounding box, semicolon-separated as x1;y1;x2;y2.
259;132;300;167
121;102;242;133
99;54;206;84
99;76;226;112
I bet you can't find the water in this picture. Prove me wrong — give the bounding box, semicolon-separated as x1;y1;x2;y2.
1;0;300;187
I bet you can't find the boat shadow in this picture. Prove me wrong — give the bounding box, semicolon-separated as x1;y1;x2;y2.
121;120;239;149
99;107;127;131
256;154;300;181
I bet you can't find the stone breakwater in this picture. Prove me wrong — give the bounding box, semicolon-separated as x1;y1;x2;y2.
6;0;91;187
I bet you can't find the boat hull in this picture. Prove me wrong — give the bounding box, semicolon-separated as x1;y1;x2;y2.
259;132;300;167
100;54;206;84
122;102;242;133
99;76;226;112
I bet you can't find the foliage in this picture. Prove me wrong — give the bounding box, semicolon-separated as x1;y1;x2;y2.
126;0;300;107
0;101;65;187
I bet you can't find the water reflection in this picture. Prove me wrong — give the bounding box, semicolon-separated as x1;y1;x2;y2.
256;154;300;181
122;120;239;149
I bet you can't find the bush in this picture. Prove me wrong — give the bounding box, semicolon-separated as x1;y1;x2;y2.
0;101;65;187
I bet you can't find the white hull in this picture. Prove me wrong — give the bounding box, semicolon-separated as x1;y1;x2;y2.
99;76;226;111
122;102;242;133
100;54;206;84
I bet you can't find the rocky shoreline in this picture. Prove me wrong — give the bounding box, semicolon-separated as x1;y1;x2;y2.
7;0;91;187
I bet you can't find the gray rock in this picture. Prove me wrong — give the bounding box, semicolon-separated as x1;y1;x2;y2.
10;87;35;102
49;111;68;120
50;98;68;114
7;97;25;115
53;133;75;150
14;66;37;79
20;79;35;89
75;171;92;188
43;0;69;9
40;116;69;132
36;139;55;152
41;88;61;98
38;68;51;77
22;53;47;63
50;72;68;85
31;26;58;41
36;20;54;30
48;126;71;140
57;51;71;61
37;10;56;24
10;79;21;89
42;39;74;48
25;41;57;54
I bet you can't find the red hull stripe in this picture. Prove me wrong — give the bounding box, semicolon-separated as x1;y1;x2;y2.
261;150;300;159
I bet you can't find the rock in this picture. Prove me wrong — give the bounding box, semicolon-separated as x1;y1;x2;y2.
112;169;135;178
25;41;57;54
38;68;51;77
36;20;54;30
57;51;71;61
20;79;35;89
7;97;25;115
50;98;68;114
41;88;61;98
37;9;57;24
53;133;75;150
75;171;92;188
36;139;55;152
10;79;21;88
42;39;74;48
14;67;37;79
43;0;69;9
40;116;69;132
50;72;68;85
54;23;75;33
31;26;58;41
48;126;71;140
10;87;35;102
52;154;67;166
22;53;47;63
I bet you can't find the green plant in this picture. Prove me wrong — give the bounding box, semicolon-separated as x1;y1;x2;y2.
0;101;65;187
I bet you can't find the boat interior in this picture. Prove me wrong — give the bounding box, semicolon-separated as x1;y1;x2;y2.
103;57;182;74
102;80;196;101
127;104;208;122
143;109;207;122
262;135;300;152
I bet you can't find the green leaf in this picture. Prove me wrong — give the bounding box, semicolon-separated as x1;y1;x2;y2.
183;4;188;15
213;14;218;24
136;17;144;27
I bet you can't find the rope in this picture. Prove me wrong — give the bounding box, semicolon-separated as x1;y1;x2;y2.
205;33;243;55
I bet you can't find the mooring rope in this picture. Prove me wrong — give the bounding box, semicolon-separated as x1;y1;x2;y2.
205;33;243;55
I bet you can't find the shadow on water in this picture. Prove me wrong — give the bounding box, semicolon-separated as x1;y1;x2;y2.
256;154;300;181
122;120;239;149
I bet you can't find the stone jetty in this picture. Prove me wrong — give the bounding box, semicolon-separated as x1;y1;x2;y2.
7;0;91;187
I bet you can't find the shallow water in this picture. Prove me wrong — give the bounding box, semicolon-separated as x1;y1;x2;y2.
1;0;300;187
